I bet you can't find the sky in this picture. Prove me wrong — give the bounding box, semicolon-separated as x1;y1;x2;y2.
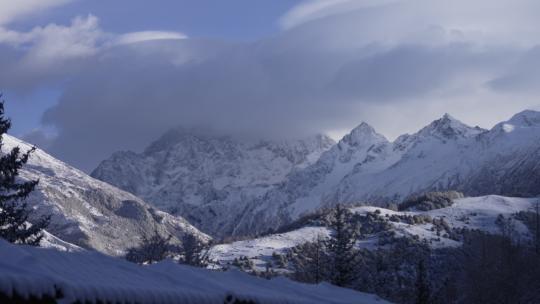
1;0;540;172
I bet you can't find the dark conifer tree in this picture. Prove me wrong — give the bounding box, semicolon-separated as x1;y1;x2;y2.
178;234;211;267
0;98;49;245
326;204;360;287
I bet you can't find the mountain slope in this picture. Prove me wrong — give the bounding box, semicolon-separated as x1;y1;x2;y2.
3;134;207;256
91;129;335;237
231;122;393;235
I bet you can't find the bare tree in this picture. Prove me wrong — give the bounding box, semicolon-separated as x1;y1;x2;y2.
291;234;328;283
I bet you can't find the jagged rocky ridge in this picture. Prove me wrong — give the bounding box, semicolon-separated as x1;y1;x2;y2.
3;135;207;256
91;129;335;237
93;110;540;237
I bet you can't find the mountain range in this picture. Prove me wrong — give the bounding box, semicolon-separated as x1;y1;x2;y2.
91;110;540;237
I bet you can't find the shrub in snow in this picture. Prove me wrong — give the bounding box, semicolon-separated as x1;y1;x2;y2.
399;191;464;211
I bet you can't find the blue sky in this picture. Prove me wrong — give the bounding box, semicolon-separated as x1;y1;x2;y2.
2;0;540;171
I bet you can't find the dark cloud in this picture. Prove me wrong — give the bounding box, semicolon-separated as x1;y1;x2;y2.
42;38;516;171
489;46;540;93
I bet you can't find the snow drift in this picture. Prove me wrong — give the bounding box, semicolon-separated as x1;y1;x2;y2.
0;240;390;304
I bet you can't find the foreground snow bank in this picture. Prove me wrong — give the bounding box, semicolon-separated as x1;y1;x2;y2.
0;240;389;304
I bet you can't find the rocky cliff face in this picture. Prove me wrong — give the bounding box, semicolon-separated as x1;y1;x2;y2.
91;129;335;237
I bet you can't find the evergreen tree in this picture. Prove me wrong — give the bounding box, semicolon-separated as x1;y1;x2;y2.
326;204;360;287
0;99;49;245
178;234;211;267
125;230;173;264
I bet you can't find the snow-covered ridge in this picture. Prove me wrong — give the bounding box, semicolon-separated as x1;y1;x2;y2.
2;134;207;256
91;129;335;237
0;240;391;304
239;110;540;235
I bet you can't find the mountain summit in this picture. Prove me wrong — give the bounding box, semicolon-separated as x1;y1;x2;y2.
418;113;485;140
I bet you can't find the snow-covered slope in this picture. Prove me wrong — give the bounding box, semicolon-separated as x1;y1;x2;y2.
332;113;487;203
333;110;540;202
211;195;538;269
91;128;335;237
3;134;207;256
210;226;332;271
0;240;391;304
231;123;395;235
351;195;536;248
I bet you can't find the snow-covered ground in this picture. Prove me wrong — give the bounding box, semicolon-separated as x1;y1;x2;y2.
211;195;538;268
210;227;332;270
0;240;391;304
352;195;536;247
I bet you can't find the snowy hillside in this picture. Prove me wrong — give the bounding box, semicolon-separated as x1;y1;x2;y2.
210;195;538;270
92;128;335;237
0;240;391;304
210;226;332;271
2;134;207;256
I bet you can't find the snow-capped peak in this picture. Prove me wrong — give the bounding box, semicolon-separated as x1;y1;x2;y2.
418;113;484;140
340;122;387;147
506;109;540;127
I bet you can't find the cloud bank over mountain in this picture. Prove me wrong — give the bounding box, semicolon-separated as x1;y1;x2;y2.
1;0;540;171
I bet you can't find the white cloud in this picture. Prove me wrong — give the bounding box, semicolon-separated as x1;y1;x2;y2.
279;0;399;29
115;31;187;45
280;0;540;47
0;0;73;25
22;15;102;61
